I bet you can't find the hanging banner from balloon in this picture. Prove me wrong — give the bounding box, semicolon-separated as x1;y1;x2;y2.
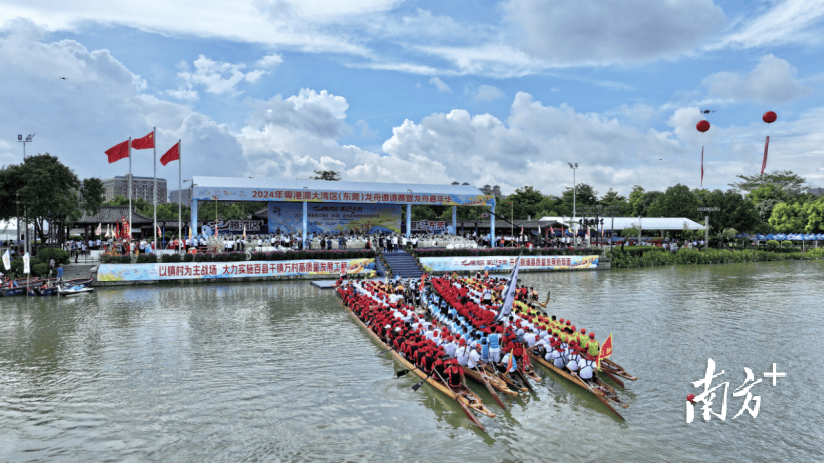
761;111;776;175
696;120;710;186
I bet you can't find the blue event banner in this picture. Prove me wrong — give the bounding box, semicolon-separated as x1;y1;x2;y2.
268;202;401;235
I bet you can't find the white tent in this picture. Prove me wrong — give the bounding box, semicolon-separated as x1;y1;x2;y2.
538;216;706;231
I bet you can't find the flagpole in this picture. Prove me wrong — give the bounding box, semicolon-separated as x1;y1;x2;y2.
128;137;132;242
153;127;157;251
178;140;182;254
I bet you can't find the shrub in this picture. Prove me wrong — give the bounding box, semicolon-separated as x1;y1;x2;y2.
32;263;50;277
136;254;156;264
781;240;793;247
608;246;823;269
37;247;70;265
161;253;182;263
766;240;780;248
183;253;194;262
8;257;44;278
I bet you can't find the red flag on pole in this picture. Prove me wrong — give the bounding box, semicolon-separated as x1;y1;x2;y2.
131;131;155;150
596;333;614;371
761;136;770;175
105;140;130;164
160;142;180;166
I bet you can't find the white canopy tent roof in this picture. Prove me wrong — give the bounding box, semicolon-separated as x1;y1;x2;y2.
538;216;707;231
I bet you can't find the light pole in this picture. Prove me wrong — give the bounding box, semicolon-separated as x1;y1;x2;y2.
568;162;578;246
508;201;514;244
18;134;34;255
15;193;19;252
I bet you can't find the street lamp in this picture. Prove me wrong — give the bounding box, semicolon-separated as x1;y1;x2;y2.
568;162;578;246
19;134;34;255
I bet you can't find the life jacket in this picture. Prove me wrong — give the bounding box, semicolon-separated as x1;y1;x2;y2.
423;354;435;374
446;365;463;388
588;339;600;357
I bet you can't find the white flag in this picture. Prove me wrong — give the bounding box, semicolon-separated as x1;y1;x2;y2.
495;256;521;322
2;249;10;271
106;224;111;238
23;252;30;275
96;223;102;236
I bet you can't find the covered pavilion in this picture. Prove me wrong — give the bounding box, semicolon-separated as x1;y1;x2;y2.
189;177;496;245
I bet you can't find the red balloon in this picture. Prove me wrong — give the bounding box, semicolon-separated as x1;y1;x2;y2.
696;120;710;133
763;111;777;124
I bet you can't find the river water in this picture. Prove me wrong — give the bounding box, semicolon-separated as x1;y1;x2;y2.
1;260;823;462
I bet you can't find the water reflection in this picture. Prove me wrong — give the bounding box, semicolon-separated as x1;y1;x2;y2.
0;261;822;462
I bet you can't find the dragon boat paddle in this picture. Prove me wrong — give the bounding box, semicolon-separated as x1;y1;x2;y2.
434;369;486;431
600;365;625;388
474;365;506;409
411;370;435;391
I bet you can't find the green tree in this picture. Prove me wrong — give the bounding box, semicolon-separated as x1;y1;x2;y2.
599;188;632;216
768;202;805;233
310;170;341;181
507;185;544;219
694;188;761;234
628;186;645;216
534;196;561;219
628;186;663;217
730;170;806;195
647;184;698;219
80;177;105;216
802;197;824;233
0;154;83;250
558;183;598;216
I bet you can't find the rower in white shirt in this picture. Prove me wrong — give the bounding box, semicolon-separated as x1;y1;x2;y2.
467;345;481;369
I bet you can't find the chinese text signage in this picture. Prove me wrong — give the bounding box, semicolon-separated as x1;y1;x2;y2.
98;258;375;282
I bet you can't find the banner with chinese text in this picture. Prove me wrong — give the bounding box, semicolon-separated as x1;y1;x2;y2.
419;255;599;272
98;258;375;282
194;186;494;207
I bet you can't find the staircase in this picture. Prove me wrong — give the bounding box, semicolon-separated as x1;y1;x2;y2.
382;250;425;278
374;254;387;278
62;264;97;281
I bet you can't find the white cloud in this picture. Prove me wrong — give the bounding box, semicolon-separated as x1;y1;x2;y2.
175;55;267;97
708;0;824;51
703;54;814;105
474;84;505;101
166;87;199;101
247;88;350;139
255;53;284;68
1;1;373;56
0;20;245;181
414;43;549;77
355;120;377;139
503;0;726;66
429;77;451;93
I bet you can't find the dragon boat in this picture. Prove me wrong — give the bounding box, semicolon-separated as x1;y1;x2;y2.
336;287;495;430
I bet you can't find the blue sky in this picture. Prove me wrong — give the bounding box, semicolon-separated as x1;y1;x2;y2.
1;0;823;199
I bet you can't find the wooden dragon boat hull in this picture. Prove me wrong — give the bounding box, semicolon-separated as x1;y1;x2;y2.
461;365;519;397
338;295;495;426
528;350;627;421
